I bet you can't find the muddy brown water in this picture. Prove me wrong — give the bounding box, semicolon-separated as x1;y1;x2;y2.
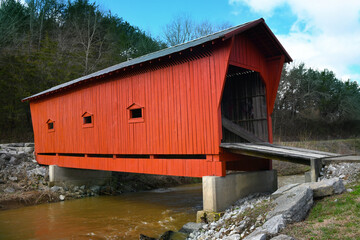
0;184;202;240
0;175;305;240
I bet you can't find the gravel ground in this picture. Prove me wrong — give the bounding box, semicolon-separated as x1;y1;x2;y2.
321;162;360;184
278;174;305;188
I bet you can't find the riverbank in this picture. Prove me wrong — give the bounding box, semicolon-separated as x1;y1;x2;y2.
178;161;359;240
0;143;200;211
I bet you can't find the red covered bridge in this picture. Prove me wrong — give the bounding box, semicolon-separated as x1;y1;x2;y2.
23;18;292;178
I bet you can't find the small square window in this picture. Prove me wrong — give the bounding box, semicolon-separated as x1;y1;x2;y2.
127;103;144;123
48;122;54;130
82;112;94;128
46;119;55;132
83;116;92;124
130;108;142;118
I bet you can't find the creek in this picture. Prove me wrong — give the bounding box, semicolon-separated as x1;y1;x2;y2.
0;184;202;240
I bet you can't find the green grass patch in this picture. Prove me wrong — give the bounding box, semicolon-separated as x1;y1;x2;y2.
281;180;360;239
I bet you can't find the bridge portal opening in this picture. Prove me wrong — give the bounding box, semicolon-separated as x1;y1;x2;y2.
221;65;268;143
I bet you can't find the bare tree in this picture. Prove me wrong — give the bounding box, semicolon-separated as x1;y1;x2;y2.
163;14;232;46
64;0;104;75
163;14;195;46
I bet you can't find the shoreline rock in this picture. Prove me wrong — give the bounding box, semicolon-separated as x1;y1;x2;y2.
186;176;349;240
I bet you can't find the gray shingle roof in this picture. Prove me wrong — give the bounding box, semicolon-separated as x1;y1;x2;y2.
23;18;291;102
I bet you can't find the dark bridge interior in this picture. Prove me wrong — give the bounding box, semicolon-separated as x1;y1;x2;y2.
221;65;268;143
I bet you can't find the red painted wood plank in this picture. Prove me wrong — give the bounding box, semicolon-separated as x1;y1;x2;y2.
30;31;285;177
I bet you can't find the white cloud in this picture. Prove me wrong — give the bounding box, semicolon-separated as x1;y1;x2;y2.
229;0;360;82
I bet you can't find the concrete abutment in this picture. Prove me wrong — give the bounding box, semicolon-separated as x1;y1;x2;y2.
198;170;278;222
49;165;112;186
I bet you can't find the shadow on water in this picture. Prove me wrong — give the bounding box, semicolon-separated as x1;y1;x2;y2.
0;184;202;240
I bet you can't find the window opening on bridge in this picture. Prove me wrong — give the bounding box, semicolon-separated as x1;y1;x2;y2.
83;116;92;124
82;112;94;128
127;103;144;123
46;119;55;132
130;108;142;118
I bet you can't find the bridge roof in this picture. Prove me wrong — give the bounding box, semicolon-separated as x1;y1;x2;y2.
23;18;292;102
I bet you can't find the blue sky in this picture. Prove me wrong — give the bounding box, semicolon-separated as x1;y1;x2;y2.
96;0;360;83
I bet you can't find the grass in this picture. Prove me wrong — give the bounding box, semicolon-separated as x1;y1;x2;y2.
281;179;360;240
278;138;360;155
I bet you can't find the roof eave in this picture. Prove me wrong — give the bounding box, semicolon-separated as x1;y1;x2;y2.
224;18;292;63
22;18;292;102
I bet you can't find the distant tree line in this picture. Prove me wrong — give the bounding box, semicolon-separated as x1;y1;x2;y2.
0;0;166;142
272;64;360;141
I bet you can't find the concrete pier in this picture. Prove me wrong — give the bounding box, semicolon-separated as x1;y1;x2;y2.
49;165;112;186
202;170;278;213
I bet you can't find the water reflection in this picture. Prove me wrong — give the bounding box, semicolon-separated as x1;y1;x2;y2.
0;184;202;240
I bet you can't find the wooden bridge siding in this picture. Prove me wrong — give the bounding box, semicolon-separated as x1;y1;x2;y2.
36;155;225;178
30;40;233;177
264;56;285;143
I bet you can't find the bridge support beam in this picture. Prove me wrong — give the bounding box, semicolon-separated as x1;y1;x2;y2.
305;158;322;182
49;165;112;186
200;170;277;215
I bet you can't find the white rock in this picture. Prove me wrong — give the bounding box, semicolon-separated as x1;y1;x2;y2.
261;215;285;234
59;195;65;201
23;147;34;154
8;176;17;181
271;183;300;199
27;167;46;177
244;232;267;240
4;187;15;193
179;222;204;234
224;234;241;240
307;178;345;198
50;186;62;192
9;156;20;165
328;165;336;172
24;143;35;147
271;234;295;240
268;184;313;223
90;185;100;193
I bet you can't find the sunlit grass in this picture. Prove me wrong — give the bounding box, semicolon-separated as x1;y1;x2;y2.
281;181;360;240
